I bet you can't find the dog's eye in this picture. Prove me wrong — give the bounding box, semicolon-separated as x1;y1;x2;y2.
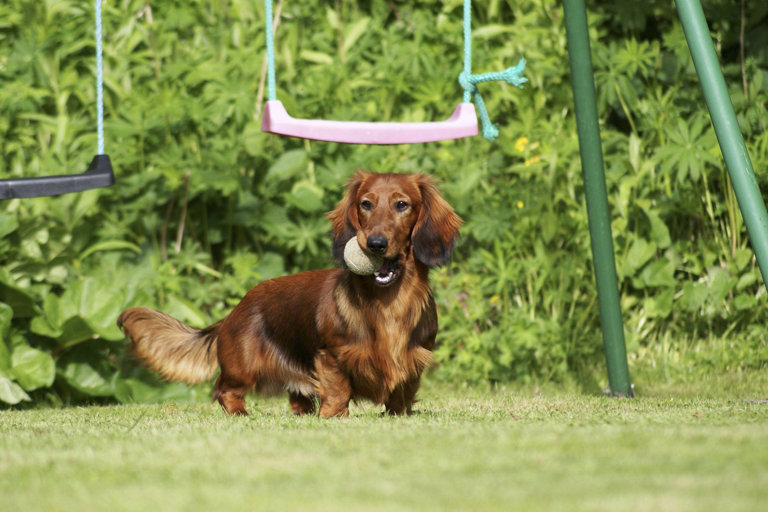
360;200;373;211
395;201;409;212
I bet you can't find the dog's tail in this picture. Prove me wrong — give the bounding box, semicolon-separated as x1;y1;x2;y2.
117;307;220;384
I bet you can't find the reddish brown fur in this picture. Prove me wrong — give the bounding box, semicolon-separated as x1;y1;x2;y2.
118;171;461;417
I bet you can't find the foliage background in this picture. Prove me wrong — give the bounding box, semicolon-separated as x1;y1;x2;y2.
1;0;767;406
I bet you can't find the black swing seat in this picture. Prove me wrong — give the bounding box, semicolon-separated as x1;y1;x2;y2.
0;154;114;200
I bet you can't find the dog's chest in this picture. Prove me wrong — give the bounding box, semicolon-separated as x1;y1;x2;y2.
341;335;420;403
333;287;431;402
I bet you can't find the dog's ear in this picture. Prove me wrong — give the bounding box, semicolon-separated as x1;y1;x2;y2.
412;175;462;267
327;171;367;265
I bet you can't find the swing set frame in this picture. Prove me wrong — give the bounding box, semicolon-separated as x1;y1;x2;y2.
564;0;768;396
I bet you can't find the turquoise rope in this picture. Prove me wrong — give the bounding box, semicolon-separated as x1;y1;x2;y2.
459;60;527;140
265;0;276;101
95;0;104;154
460;0;527;141
463;0;472;103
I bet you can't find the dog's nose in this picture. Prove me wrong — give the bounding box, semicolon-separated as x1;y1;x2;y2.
367;234;388;254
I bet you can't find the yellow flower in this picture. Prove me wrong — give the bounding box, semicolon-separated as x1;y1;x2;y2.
516;201;524;209
489;294;500;304
524;155;540;166
514;136;529;153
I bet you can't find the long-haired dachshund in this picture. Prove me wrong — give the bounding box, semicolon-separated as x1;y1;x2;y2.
118;171;461;417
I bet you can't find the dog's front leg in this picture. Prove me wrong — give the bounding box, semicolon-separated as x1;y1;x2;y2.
313;350;351;418
385;376;421;416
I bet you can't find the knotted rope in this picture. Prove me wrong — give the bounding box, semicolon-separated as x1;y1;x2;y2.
460;0;527;141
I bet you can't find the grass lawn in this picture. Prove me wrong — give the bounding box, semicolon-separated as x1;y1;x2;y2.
1;376;767;512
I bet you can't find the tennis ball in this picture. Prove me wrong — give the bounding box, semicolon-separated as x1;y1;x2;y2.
343;237;383;276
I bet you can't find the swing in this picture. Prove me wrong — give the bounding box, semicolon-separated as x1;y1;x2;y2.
261;0;527;144
0;0;114;200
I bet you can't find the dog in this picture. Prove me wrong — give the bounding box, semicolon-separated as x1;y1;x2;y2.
117;171;461;417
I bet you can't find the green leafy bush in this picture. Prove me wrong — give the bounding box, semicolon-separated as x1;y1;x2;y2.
1;0;767;406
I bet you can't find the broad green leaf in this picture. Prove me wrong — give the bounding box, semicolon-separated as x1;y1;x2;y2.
736;272;758;291
57;317;96;348
734;294;757;311
342;17;371;57
76;278;128;341
11;344;55;391
241;122;266;157
709;268;737;304
627;238;656;271
644;289;674;318
0;304;12;375
640;259;676;288
30;293;63;339
67;186;100;229
0;301;11;340
29;316;60;339
31;278;126;344
645;210;671;249
60;361;114;397
255;252;286;281
681;281;709;312
0;346;10;377
264;149;308;186
540;212;559;244
0;269;36;318
733;249;754;271
164;295;208;329
286;180;325;213
260;204;292;239
326;7;341;30
0;213;19;239
0;375;31;405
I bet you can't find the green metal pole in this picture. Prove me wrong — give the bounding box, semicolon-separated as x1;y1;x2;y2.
675;0;768;292
563;0;632;397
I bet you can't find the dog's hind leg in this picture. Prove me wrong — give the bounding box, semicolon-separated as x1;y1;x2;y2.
213;373;249;416
289;393;316;415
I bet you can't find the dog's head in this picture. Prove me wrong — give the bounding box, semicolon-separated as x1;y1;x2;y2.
327;171;462;286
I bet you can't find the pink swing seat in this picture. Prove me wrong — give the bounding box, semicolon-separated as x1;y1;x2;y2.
261;100;479;145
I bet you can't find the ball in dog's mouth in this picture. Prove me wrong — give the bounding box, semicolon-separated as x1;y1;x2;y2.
343;237;401;286
344;237;384;275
